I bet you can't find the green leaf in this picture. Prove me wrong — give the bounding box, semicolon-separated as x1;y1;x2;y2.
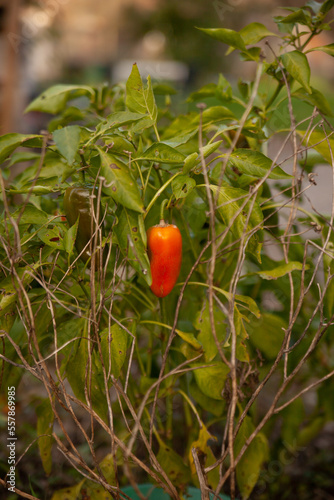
36;398;54;476
25;84;95;114
320;0;334;14
249;313;286;360
172;174;196;199
193;363;230;400
114;207;152;285
239;22;277;45
152;82;177;95
189;382;225;417
53;125;81;165
201;140;223;158
0;133;43;163
275;8;311;25
11;205;49;226
38;226;65;250
66;336;108;423
125;63;158;123
293;86;333;116
229;149;293;179
210;183;263;262
0;248;53;317
63;218;79;257
51;482;84;500
157;439;191;488
95;147;144;213
97;111;145;135
281;398;305;449
198;106;235;126
163;130;198;148
175;328;202;350
235;416;269;499
10;176;62;195
183;152;199;174
255;260;305;280
100;324;128;379
195;300;227;362
296;129;334;164
135;143;186;164
198;27;246;52
308;43;334;57
187;83;218;102
281;50;312;94
7;150;40;167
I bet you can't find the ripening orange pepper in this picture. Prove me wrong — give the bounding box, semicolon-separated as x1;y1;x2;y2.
147;220;182;298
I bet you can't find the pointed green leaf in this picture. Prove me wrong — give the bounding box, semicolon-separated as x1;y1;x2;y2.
114;207;152;285
157;439;191;487
175;328;202;350
275;8;311;25
172;174;196;199
95;147;144;213
187;83;218;102
100;324;128;379
296;129;334;164
249;313;286;360
10;176;62;195
53;125;81;165
11;205;49;226
229;149;293;179
193;363;230;400
195;300;227;362
281;50;312;93
256;260;305;280
125;63;157;123
51;482;84;500
183;152;199;174
97;111;146;134
135;143;186;164
308;43;334;57
189;382;225;417
210;183;263;262
63;218;79;257
198;27;246;52
0;133;43;163
25;84;95;114
320;0;334;14
235;416;269;499
201;140;223;159
66;336;108;423
293;86;333;116
36;398;54;476
38;226;65;250
239;22;277;45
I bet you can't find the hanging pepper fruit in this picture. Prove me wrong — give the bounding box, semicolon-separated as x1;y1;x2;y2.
63;185;99;264
147;220;182;298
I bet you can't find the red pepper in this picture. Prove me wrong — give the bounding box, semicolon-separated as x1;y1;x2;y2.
147;220;182;298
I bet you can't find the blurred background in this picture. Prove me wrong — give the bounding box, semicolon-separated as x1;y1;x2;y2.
1;0;333;136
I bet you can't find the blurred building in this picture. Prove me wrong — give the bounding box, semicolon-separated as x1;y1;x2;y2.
0;0;333;135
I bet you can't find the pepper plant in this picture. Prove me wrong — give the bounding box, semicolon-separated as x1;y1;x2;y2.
1;1;334;499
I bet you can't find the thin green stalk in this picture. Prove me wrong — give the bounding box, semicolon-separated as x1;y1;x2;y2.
144;172;182;219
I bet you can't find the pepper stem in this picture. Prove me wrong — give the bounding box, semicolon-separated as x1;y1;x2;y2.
160;198;169;224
